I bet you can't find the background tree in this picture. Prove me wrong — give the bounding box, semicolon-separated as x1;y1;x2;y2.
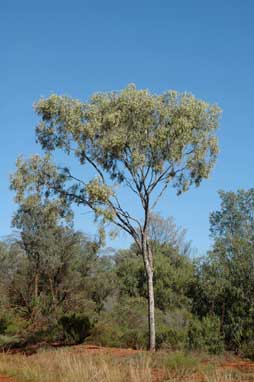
148;212;192;257
11;84;221;350
115;242;193;312
115;214;194;311
192;189;254;353
9;179;104;327
12;197;72;301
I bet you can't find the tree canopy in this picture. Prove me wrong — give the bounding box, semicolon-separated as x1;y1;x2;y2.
10;84;221;350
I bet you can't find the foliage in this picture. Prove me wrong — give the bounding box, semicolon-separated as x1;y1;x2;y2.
90;297;149;348
210;189;254;241
187;315;224;354
58;313;91;344
91;297;193;351
114;238;194;312
7;85;254;356
191;189;254;352
0;318;7;335
154;351;200;372
239;340;254;360
10;84;220;350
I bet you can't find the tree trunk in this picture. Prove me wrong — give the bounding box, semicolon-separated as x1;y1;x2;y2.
220;300;225;334
49;277;56;304
147;266;156;351
34;273;39;299
143;240;156;351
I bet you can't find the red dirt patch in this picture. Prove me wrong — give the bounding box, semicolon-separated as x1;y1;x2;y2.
220;360;254;372
4;344;254;382
69;344;140;357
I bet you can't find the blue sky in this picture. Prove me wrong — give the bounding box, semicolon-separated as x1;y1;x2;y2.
1;0;254;254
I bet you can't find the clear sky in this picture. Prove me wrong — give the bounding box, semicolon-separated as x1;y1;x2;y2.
1;0;254;254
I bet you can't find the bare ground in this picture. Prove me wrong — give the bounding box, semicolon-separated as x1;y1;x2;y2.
1;344;254;382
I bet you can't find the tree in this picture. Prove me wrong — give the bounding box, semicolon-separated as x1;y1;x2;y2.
115;214;194;311
115;242;193;312
148;212;192;257
9;185;100;320
5;210;102;325
11;84;220;350
210;189;254;242
192;189;254;350
12;192;72;301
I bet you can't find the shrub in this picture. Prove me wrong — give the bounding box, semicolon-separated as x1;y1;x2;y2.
156;326;186;350
0;318;7;335
156;309;191;350
186;318;204;351
90;297;148;348
90;319;124;348
91;299;192;350
187;315;224;354
201;315;224;354
156;351;199;370
239;340;254;360
90;297;155;349
58;314;91;344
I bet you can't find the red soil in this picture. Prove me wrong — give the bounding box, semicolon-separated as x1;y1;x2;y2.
220;360;254;372
69;343;140;357
2;344;254;382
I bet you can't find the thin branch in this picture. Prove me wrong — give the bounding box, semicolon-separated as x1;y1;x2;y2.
84;154;105;182
147;165;172;194
110;195;142;231
151;178;171;210
58;168;86;186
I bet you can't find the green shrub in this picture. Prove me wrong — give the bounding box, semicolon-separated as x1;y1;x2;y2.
0;318;7;335
155;351;199;371
202;315;224;354
187;315;224;354
239;340;254;360
90;319;124;348
91;299;195;350
90;297;152;349
90;297;148;349
121;328;148;349
186;318;204;350
156;326;186;350
155;309;192;350
58;314;91;344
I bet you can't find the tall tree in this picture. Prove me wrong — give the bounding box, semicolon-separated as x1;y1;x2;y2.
192;189;254;350
11;84;220;350
210;189;254;242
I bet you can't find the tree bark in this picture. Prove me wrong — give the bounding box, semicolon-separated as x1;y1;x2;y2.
34;273;39;299
220;300;225;334
143;240;156;351
147;266;156;351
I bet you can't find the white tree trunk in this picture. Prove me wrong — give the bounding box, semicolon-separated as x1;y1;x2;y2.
143;239;156;351
147;266;156;351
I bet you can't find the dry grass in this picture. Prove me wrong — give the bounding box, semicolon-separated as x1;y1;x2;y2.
0;350;152;382
203;369;254;382
0;348;254;382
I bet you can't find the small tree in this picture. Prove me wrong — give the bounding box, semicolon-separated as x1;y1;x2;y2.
12;196;71;300
8;188;101;320
11;84;220;350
